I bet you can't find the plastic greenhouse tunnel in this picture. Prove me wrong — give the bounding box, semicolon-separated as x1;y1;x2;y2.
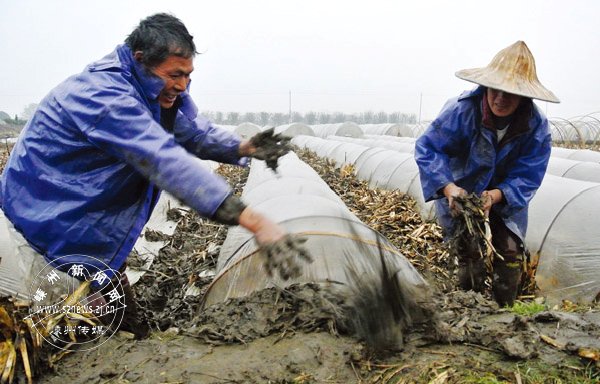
310;122;363;139
200;152;429;309
292;136;600;304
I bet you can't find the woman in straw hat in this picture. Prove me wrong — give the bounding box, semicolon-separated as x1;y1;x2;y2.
414;41;559;306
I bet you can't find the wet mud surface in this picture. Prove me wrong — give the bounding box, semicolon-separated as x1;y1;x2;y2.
38;286;600;383
6;152;599;383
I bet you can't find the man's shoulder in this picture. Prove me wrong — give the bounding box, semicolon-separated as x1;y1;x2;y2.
54;48;135;99
86;48;127;73
83;46;133;83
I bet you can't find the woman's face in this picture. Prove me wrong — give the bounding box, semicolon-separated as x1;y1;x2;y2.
486;88;522;117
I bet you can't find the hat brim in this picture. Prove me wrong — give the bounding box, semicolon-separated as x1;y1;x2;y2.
456;68;560;103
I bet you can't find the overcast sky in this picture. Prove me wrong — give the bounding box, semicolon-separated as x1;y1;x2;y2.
1;1;598;121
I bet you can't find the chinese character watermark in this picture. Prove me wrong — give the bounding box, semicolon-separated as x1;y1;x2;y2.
26;255;126;352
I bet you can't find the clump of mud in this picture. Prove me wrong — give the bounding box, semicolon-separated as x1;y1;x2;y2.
185;283;346;344
339;221;438;354
249;127;293;171
342;258;435;354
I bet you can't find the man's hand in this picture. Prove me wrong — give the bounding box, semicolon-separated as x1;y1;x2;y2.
261;235;313;280
238;207;313;280
239;128;292;171
481;189;503;216
443;183;467;216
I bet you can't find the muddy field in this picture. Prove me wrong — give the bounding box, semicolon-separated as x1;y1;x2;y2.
2;147;600;383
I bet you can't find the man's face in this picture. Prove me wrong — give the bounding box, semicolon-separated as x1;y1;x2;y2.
486;88;522;117
150;55;194;108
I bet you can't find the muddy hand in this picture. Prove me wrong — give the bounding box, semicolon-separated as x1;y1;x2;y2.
261;234;313;280
249;127;292;171
443;183;467;217
481;189;503;217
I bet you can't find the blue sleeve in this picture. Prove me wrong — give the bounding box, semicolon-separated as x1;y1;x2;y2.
69;84;233;218
173;94;248;165
497;117;551;214
414;99;465;201
174;112;248;165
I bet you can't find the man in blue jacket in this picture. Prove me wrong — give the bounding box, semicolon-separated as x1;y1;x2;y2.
0;13;307;336
415;41;559;306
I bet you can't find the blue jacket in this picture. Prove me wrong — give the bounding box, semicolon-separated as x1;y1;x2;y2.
414;86;551;241
0;44;245;279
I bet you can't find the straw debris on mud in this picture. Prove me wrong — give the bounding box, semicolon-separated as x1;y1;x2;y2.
296;149;451;291
133;164;249;331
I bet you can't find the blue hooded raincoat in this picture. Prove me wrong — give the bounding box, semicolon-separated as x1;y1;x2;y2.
0;44;245;280
414;86;551;242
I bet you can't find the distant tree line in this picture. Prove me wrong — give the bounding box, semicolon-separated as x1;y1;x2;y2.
0;115;27;126
202;110;417;126
0;111;26;138
2;104;417;129
0;103;37;126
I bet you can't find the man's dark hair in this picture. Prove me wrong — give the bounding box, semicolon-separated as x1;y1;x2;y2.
125;13;197;68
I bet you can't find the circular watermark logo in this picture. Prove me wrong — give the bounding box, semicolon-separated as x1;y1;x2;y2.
25;255;125;352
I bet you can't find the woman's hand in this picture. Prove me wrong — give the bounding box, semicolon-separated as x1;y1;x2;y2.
443;183;467;216
481;189;503;216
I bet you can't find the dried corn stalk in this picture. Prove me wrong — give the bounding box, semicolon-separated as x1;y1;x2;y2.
0;281;99;383
448;194;497;274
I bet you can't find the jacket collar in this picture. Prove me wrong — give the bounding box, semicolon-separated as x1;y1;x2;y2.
116;44;165;101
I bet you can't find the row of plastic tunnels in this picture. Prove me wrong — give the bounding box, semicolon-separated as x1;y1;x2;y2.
197;122;600;307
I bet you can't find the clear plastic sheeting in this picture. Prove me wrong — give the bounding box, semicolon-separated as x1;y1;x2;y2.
235;122;262;139
386;156;421;192
550;147;600;163
203;152;428;308
292;136;435;221
364;135;416;144
328;135;415;154
355;149;411;187
293;136;372;167
527;174;600;304
360;123;404;136
204;216;428;308
550;120;583;143
275;123;315;137
0;209;21;297
328;142;372;166
550;118;600;145
399;123;430;138
310;122;363;138
0;192;183;293
546;157;600;183
310;140;346;160
216;152;358;272
2;137;18;145
215;123;260;140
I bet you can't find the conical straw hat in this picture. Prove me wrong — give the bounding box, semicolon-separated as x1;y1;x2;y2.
455;41;560;103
